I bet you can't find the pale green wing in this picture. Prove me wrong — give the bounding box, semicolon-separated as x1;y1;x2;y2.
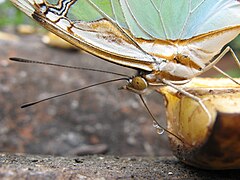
66;0;126;27
122;0;240;40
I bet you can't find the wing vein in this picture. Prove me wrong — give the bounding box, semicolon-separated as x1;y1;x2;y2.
87;0;153;59
124;0;155;39
150;0;168;39
178;0;206;39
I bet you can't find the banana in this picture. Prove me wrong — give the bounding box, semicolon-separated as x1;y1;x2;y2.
158;78;240;170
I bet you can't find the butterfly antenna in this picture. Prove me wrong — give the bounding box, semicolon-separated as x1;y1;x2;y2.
9;57;130;78
21;77;128;108
139;94;189;146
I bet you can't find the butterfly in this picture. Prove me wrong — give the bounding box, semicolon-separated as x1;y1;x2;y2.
10;0;240;141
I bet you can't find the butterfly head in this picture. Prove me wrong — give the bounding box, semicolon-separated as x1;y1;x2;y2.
120;75;153;94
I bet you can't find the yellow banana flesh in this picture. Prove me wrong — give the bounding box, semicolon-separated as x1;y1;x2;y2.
158;78;240;170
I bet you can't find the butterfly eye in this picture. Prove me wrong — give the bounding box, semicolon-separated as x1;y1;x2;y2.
131;76;148;91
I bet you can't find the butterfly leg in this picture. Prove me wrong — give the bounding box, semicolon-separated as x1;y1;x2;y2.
161;79;211;123
226;46;240;69
205;46;240;85
213;46;240;85
213;66;240;85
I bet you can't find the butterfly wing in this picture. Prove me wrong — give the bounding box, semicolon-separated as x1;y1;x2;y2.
11;0;156;71
10;0;240;77
124;0;240;40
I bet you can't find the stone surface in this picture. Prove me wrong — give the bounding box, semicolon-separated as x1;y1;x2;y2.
1;153;240;179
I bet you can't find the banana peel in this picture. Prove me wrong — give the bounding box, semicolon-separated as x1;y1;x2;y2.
158;78;240;170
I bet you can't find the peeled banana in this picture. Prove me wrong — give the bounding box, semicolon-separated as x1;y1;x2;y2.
159;78;240;170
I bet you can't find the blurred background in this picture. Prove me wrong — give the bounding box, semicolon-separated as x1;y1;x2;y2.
0;1;239;157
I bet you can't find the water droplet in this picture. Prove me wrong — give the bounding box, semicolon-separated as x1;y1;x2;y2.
157;128;164;135
152;121;164;135
152;121;159;128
